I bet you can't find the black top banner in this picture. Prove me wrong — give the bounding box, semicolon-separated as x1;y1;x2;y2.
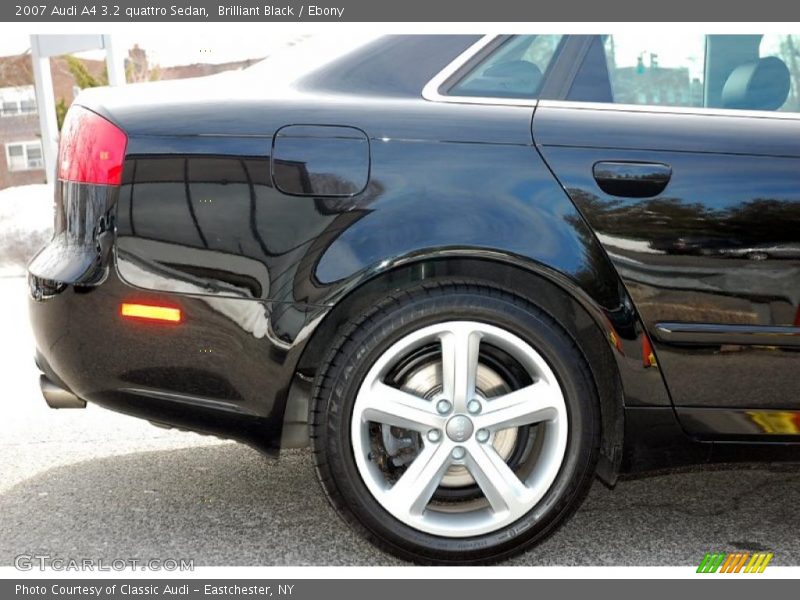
2;0;798;22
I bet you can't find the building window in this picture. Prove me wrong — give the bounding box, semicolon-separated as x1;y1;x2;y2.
19;99;37;114
0;87;37;117
1;101;18;116
5;141;44;171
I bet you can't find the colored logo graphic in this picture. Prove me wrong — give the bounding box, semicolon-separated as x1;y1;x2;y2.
697;552;773;573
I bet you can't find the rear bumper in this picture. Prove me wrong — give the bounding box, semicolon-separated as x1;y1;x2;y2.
27;266;309;455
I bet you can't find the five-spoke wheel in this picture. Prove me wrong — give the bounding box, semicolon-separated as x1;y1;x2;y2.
351;321;568;537
312;283;599;563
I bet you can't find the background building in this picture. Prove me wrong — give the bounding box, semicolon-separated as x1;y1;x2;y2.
0;46;261;189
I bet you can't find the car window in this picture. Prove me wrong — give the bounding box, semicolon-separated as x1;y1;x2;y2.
603;34;705;108
570;34;800;114
447;35;563;99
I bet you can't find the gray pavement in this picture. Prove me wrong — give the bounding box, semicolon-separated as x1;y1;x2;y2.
2;276;799;566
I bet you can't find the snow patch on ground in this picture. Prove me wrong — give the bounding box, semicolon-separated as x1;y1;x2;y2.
0;183;53;277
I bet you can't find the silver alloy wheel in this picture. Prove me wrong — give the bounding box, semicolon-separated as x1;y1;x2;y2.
394;356;519;488
351;321;569;537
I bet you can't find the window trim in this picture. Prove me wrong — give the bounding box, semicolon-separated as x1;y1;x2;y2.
5;140;44;172
421;35;592;107
423;35;533;106
537;99;800;121
423;35;574;107
423;35;572;107
425;34;800;120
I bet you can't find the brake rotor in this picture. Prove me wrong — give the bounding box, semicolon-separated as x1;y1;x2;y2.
396;360;518;488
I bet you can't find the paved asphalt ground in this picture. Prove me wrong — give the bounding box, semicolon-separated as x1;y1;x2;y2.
2;275;799;567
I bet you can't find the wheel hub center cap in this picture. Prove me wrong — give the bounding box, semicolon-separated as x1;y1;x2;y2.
445;414;474;442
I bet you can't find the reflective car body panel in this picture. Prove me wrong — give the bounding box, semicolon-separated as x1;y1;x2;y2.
534;105;800;426
26;34;800;474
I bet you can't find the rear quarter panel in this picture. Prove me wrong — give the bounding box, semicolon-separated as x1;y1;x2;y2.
32;91;673;455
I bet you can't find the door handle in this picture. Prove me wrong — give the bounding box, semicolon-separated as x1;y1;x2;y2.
592;161;672;198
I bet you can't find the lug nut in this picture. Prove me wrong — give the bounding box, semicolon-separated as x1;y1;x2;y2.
467;399;482;414
476;429;490;443
451;446;466;460
427;429;441;443
436;399;452;414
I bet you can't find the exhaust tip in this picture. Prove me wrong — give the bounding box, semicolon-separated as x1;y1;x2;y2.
40;375;86;409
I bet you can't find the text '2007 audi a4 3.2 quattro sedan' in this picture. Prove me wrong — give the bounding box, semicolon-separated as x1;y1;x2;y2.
28;34;800;564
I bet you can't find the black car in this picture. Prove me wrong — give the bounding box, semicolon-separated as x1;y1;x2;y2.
28;34;800;564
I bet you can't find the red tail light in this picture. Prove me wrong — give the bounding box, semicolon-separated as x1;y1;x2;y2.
58;106;127;185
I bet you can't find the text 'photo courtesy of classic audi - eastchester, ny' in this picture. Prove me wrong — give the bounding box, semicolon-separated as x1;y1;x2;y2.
28;34;800;564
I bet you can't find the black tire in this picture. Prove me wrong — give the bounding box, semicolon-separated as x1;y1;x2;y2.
310;281;600;564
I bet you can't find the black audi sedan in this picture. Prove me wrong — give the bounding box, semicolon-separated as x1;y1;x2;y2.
28;34;800;564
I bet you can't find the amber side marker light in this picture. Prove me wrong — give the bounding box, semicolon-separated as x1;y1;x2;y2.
120;303;182;323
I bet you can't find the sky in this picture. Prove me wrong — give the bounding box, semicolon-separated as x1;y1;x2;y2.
0;32;310;66
0;32;722;77
1;32;782;81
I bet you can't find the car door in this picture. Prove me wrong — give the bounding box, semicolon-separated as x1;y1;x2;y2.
534;34;800;438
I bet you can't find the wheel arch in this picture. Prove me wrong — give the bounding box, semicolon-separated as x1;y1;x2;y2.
287;251;633;484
